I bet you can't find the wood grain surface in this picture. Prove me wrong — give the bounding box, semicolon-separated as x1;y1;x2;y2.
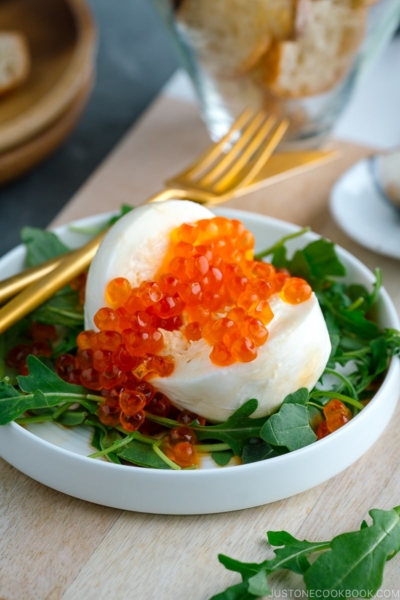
0;74;93;187
1;96;400;600
0;0;95;153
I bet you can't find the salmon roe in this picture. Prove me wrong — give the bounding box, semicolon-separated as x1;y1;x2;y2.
6;321;56;376
316;399;351;439
62;216;312;433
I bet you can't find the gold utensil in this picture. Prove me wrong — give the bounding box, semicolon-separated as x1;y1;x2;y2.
0;111;289;334
0;148;337;308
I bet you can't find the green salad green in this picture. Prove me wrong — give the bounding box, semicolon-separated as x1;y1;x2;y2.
0;207;399;471
210;506;400;599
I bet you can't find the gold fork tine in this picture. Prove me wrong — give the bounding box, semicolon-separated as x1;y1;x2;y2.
171;108;253;183
0;109;289;331
233;119;290;191
214;118;289;194
196;111;267;188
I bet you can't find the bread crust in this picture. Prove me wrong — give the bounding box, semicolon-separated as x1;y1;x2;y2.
257;1;367;98
176;0;299;78
0;31;30;96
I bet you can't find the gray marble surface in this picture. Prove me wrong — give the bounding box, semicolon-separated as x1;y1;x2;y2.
0;0;178;258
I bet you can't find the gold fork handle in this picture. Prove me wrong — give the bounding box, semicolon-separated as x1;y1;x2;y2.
0;188;214;307
0;233;103;335
0;255;65;306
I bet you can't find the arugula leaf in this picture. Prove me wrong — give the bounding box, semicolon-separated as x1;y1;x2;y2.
212;450;234;466
19;226;83;328
0;380;20;400
261;390;317;451
0;356;94;425
209;580;253;600
241;440;281;464
193;400;269;456
75;398;99;414
0;386;62;426
21;227;70;267
281;388;309;406
31;288;84;327
211;507;400;599
335;307;380;339
370;337;388;374
213;533;327;599
271;238;346;286
364;268;383;312
99;428;123;464
304;507;400;594
247;571;270;597
300;239;347;279
17;355;86;395
347;283;370;304
266;531;328;575
324;311;341;366
0;319;31;382
118;440;172;469
218;555;264;579
52;326;81;358
91;427;102;452
86;416;107;435
107;204;133;227
57;411;88;426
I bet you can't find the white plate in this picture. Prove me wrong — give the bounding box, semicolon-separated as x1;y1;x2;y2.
0;208;399;514
330;158;400;260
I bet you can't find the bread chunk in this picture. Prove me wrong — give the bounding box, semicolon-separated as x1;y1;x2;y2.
259;0;366;97
177;0;298;77
0;31;30;96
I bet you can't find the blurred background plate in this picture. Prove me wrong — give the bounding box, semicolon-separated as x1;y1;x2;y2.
330;158;400;260
0;74;93;186
0;0;96;154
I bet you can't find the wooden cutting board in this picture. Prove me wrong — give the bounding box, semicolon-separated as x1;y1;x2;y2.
1;96;400;600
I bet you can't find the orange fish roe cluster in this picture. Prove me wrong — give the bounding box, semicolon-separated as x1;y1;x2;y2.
157;425;199;468
80;216;313;374
52;350;205;435
316;399;351;439
163;216;311;366
6;322;57;376
69;216;312;431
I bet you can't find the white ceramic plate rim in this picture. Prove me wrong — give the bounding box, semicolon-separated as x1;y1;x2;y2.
1;207;399;482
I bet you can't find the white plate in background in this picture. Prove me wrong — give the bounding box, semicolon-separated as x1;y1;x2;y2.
330;157;400;260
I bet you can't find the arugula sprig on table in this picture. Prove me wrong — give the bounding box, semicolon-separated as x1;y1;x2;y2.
210;506;400;599
1;216;400;469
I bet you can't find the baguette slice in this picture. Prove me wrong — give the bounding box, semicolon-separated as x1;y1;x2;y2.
0;31;30;96
177;0;297;78
259;0;366;98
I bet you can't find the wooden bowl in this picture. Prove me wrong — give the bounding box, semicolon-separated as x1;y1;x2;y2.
0;74;93;186
0;0;96;153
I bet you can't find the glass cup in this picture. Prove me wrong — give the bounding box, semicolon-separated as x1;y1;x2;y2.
153;0;400;147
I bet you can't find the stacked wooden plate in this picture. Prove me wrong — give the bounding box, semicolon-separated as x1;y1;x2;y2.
0;0;96;186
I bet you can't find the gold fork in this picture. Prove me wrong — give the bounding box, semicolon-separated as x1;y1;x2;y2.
0;111;288;334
